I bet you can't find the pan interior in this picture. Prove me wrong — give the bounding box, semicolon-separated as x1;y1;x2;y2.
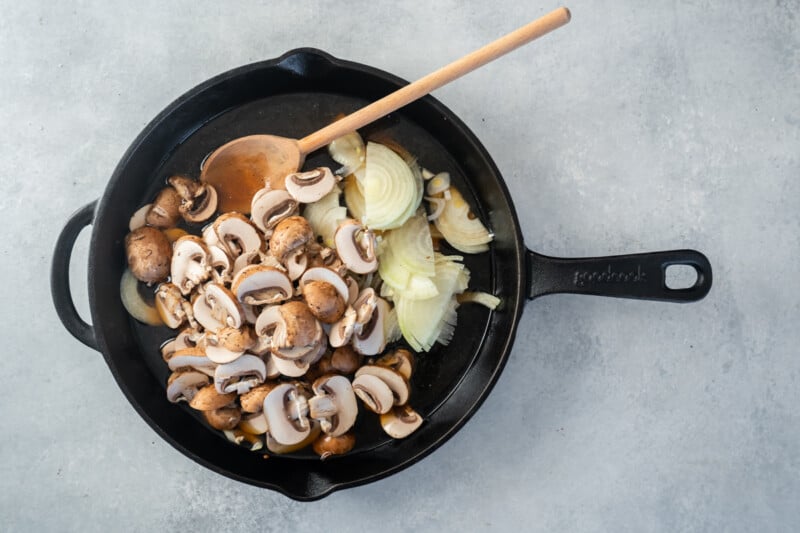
90;52;524;495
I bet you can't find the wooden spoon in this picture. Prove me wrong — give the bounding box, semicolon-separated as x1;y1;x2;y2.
201;7;571;213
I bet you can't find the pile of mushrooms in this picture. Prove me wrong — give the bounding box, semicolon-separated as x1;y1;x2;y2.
124;167;424;458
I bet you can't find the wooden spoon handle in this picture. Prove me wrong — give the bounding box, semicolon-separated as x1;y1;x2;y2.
297;7;571;155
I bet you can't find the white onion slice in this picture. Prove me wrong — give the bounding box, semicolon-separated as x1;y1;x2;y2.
362;142;420;230
303;186;346;247
434;186;492;253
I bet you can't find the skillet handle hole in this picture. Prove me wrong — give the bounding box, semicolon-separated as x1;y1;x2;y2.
664;264;699;290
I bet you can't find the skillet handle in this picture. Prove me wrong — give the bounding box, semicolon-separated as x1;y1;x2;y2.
51;201;99;350
527;249;712;302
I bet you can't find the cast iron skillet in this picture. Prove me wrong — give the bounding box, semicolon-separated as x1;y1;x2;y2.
51;49;712;500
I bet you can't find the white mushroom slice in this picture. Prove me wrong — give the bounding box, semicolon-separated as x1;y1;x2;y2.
254;305;282;344
165;347;217;377
212;213;262;260
250;188;299;237
273;325;326;366
242;303;260;326
239;412;269;435
345;276;359;306
284;249;308;281
308;375;358;437
166;371;210;403
380;405;423;439
205;326;252;364
171;236;212;295
161;328;205;360
214;355;267;394
266;422;321;455
355;365;410;406
231;249;261;279
352;287;378;327
232;265;292;306
182;184;218;223
128;203;152;231
155;283;193;329
285;167;337;203
333;219;378;274
351;373;394;414
263;383;311;446
192;283;244;331
351;297;389;356
299;267;350;303
271;355;311;377
208;245;232;285
202;223;220;248
329;307;357;348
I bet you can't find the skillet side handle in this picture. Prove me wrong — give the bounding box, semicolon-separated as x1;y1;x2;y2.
51;201;99;350
527;249;712;303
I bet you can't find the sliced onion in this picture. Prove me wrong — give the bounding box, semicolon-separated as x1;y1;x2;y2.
385;213;435;277
425;197;446;221
384;307;402;344
343;174;366;223
362;142;420;230
457;291;501;310
303;186;347;247
426;172;451;196
434;186;492;254
377;239;438;301
120;268;163;326
395;255;470;352
328;131;365;175
128;204;151;231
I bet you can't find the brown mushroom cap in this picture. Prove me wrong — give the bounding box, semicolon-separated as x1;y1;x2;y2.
312;432;356;459
203;406;241;430
375;348;415;380
146;187;182;228
125;226;172;283
239;382;278;413
188;384;236;411
302;280;346;324
276;301;320;348
330;345;363;375
269;216;314;262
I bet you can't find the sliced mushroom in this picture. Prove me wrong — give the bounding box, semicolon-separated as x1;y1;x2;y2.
351;296;389;356
171;236;212;295
238;412;269;435
204;406;241;430
307;247;348;278
375;348;415;380
333;219;378;274
284;249;308;281
269;216;314;263
166;371;210;403
352;287;378;327
380;405;423;438
212;213;262;260
214;354;267;394
188;384;236;411
302;280;346;324
355;365;410;406
271;355;311;377
299;267;350;303
308;374;358;437
312;432;356;460
204;326;254;364
345;276;359;305
168;175;218;223
155;283;193;329
192;283;244;331
266;421;321;455
329;306;357;348
254;304;282;349
161;327;205;360
125;226;172;284
239;382;278;413
231;265;293;306
250;188;299;237
146;187;182;228
231;249;261;279
262;383;311;446
285;167;337;204
271;301;322;355
208;245;233;285
351;373;394;414
164;347;217;377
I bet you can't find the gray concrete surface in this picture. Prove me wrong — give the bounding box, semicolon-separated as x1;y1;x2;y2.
2;0;798;531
